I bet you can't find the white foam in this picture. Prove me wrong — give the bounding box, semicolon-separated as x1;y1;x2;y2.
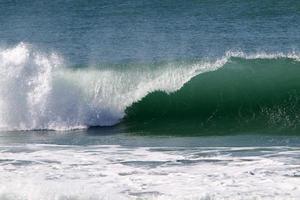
226;50;300;61
0;145;299;199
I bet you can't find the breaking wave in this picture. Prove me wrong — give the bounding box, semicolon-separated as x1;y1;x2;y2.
1;42;300;132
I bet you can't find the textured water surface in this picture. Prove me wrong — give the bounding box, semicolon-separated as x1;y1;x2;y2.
1;144;300;200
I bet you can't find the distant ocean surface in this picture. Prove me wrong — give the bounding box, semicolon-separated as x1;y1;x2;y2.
1;1;300;199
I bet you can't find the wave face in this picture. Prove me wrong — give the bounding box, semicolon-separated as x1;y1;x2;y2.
0;43;224;131
125;55;300;134
1;43;300;132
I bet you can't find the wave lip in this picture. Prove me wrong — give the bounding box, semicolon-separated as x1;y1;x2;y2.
225;50;300;60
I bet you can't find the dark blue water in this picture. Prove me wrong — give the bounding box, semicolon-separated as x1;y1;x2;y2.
1;0;300;64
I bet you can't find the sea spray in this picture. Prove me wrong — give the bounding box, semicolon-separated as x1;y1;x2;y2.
0;43;62;130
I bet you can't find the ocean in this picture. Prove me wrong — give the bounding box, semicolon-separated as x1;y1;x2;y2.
0;0;300;199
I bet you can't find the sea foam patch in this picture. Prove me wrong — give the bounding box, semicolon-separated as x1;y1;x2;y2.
0;145;299;199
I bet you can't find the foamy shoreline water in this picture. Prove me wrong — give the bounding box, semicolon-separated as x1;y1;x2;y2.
0;144;299;200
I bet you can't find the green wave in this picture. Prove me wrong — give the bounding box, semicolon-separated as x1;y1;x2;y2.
123;57;300;135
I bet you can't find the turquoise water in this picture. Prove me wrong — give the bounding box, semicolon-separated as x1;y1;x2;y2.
1;0;300;199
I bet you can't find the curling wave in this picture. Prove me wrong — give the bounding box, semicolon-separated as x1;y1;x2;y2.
1;42;300;132
125;56;300;134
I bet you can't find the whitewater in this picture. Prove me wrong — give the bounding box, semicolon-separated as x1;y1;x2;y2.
1;141;300;200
